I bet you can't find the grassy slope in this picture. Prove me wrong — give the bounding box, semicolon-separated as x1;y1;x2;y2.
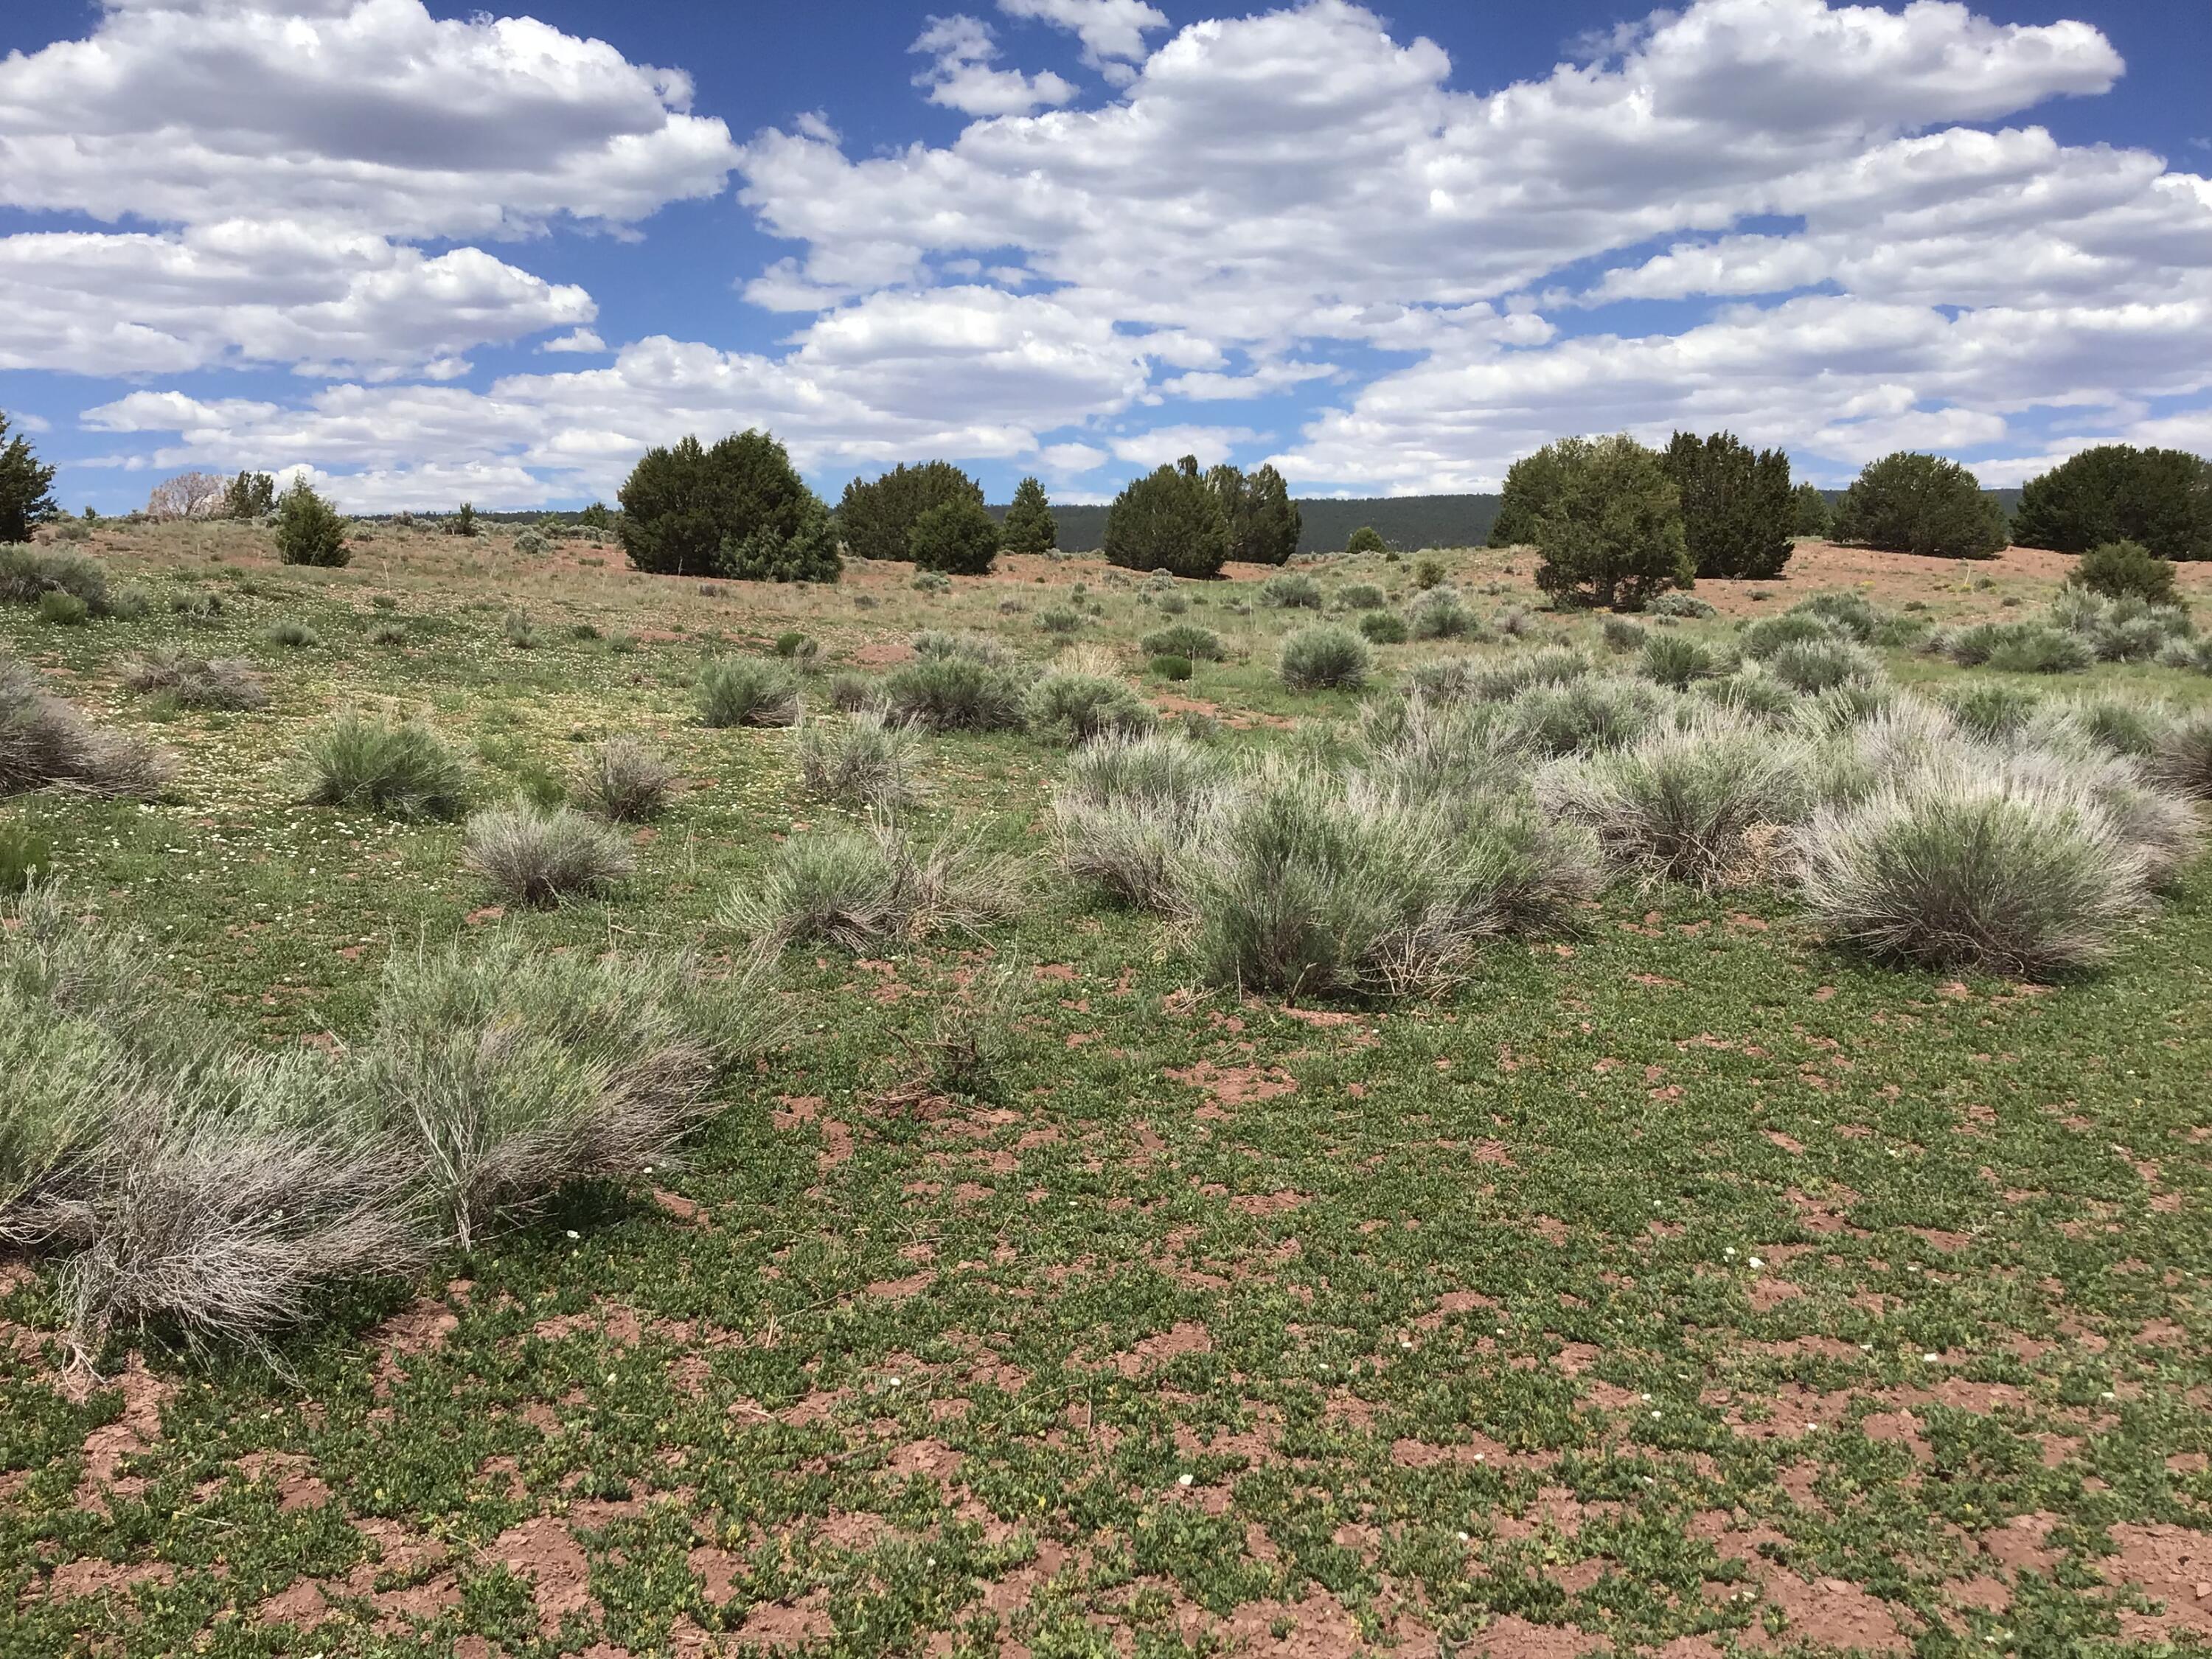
1;524;2208;1658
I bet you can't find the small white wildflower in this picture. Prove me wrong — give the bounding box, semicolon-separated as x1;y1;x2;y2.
1177;1473;1193;1488
1747;1257;1764;1270
565;1229;580;1241
1922;1353;1941;1363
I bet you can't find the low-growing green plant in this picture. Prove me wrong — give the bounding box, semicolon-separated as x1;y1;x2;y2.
1337;582;1385;611
1412;556;1445;590
1941;681;2042;742
1141;622;1225;661
773;630;819;661
1151;654;1194;681
1405;586;1477;641
0;546;110;614
265;618;321;650
298;710;470;819
827;669;883;713
2066;538;2179;605
1984;625;2094;675
1765;636;1879;693
1259;573;1324;610
575;737;681;822
796;711;919;807
36;591;88;626
1038;606;1082;636
461;802;634;905
0;818;49;893
698;656;801;728
1279;624;1371;692
1601;616;1648;653
1504;677;1663;757
1359;612;1409;645
1636;632;1725;689
1646;591;1717;619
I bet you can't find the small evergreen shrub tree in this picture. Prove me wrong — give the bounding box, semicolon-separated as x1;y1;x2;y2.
274;478;350;567
1661;430;1795;580
1791;481;1833;537
1530;435;1694;611
0;414;59;544
908;496;1001;575
223;470;276;520
1831;453;2008;560
1104;457;1231;579
1344;526;1387;555
619;431;826;580
839;461;989;564
1207;463;1301;565
2067;538;2179;605
2011;445;2212;561
999;476;1058;555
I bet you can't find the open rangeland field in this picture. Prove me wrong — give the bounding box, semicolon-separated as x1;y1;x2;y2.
4;523;2211;1659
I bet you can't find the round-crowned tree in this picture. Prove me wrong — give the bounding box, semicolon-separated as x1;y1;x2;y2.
1344;525;1386;555
838;462;986;563
1531;434;1694;611
274;476;351;567
1103;456;1231;579
1489;443;1575;547
998;476;1057;556
1660;430;1795;580
908;495;1002;575
619;431;819;579
1831;453;2008;560
2011;444;2212;562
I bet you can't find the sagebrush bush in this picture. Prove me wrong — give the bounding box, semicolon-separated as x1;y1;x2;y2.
912;629;1014;666
1601;616;1648;653
1;654;173;799
1360;612;1409;645
1637;632;1725;689
827;669;883;712
1940;681;2042;742
1405;586;1478;640
1279;625;1371;692
462;802;634;905
1503;677;1663;757
122;650;266;712
0;546;110;614
885;653;1026;731
1740;612;1834;659
1790;592;1883;641
1026;669;1157;745
365;939;773;1248
1053;734;1226;912
1140;622;1225;661
1464;645;1592;704
574;737;681;822
797;711;919;807
501;609;539;650
1537;716;1811;888
1766;636;1879;693
1796;757;2152;975
1338;582;1386;611
1259;573;1324;610
1354;695;1523;804
698;656;800;728
1646;592;1717;619
721;818;1023;947
1186;761;1599;998
1694;667;1798;722
2151;709;2212;800
298;710;470;819
1986;625;2095;675
265;618;321;650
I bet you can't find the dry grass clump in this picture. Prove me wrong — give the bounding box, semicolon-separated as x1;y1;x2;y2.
1537;714;1812;888
299;709;470;819
1796;755;2152;975
1053;733;1229;912
1354;695;1524;803
1503;676;1665;757
362;939;773;1249
1186;759;1599;998
574;737;682;822
720;818;1025;948
1;653;174;799
461;802;635;905
797;710;920;807
883;653;1026;731
698;656;801;728
2150;708;2212;801
122;649;267;711
1764;636;1880;694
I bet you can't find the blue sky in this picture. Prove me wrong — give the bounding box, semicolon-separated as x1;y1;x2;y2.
3;0;2209;514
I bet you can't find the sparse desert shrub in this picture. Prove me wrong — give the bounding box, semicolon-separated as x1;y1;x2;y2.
0;546;110;614
884;654;1026;731
1940;681;2042;742
1831;452;2008;560
1766;636;1879;693
274;477;351;568
1038;605;1082;635
698;656;800;728
1405;586;1476;640
721;819;1022;947
1359;612;1409;645
1053;734;1227;912
1646;591;1716;619
1;655;173;799
1503;677;1663;757
1259;573;1324;610
1337;582;1385;611
1694;667;1799;723
2151;709;2212;800
1279;624;1372;692
827;670;883;713
1186;762;1599;998
461;803;633;905
1741;612;1835;659
1413;557;1446;591
1141;622;1225;661
501;609;540;650
369;621;411;647
364;939;771;1248
797;711;919;807
122;650;266;711
1601;616;1648;653
1637;632;1725;689
299;710;469;819
575;737;681;821
1790;591;1883;641
2157;636;2212;673
266;618;321;650
1537;716;1811;888
1492;603;1537;639
1026;670;1157;745
1796;757;2152;975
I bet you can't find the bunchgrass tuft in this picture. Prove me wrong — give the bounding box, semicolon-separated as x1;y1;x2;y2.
1278;624;1372;692
299;710;470;819
884;653;1026;731
721;818;1025;949
1025;669;1157;745
1053;734;1227;912
574;737;681;822
122;649;267;711
1636;632;1725;689
698;656;800;728
461;802;635;905
796;711;920;807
